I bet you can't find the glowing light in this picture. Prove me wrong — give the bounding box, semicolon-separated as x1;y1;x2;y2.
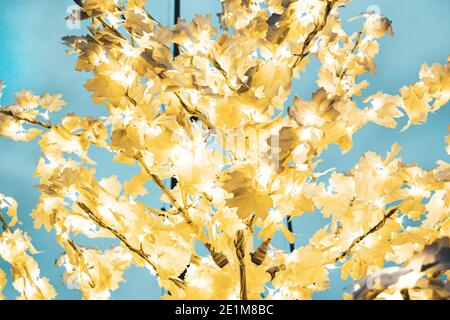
346;125;356;134
191;277;211;289
65;136;83;154
172;146;194;171
5;122;26;136
43;196;60;209
121;44;141;58
292;143;309;164
111;71;135;87
250;110;267;122
302;109;322;126
377;291;405;300
106;13;122;28
408;185;428;197
268;208;283;223
376;165;389;178
300;128;313;141
293;0;322;24
276;44;292;60
120;109;133;124
183;37;210;55
65;188;80;202
256;164;273;186
296;163;309;171
325;185;334;195
145;125;163;137
143;80;154;97
92;49;109;66
285;182;295;194
41;110;50;121
190;90;200;105
326;264;339;270
395;214;407;225
66;215;98;234
211;186;225;202
98;205;116;224
374;197;385;208
396;271;422;289
371;97;384;110
299;127;322;142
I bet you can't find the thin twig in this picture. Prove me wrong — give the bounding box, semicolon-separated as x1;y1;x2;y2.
92;5;215;131
267;208;399;282
136;156;192;224
96;183;169;217
0;212;11;233
67;239;96;288
332;207;398;264
173;92;215;130
138;155;231;269
292;0;336;69
235;230;247;300
77;202;161;275
78;202;186;288
338;29;364;81
0;109;52;129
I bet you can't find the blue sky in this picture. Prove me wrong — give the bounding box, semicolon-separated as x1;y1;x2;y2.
0;0;449;299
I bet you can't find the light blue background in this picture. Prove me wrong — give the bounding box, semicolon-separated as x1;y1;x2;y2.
0;0;449;299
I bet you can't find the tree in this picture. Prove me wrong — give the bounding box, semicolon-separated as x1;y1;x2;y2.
0;0;449;300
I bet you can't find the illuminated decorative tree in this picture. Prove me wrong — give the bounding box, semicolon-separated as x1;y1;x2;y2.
0;0;449;300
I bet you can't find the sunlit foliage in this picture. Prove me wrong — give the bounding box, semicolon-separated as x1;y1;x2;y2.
0;0;449;300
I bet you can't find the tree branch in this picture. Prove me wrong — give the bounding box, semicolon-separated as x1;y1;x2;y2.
292;0;336;69
77;202;160;272
73;0;216;132
136;156;193;224
0;109;52;129
235;230;247;300
173;92;215;130
332;207;398;264
96;183;169;217
66;239;96;288
0;212;11;233
76;201;185;289
266;208;399;283
138;155;230;269
338;29;364;81
0;108;105;149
